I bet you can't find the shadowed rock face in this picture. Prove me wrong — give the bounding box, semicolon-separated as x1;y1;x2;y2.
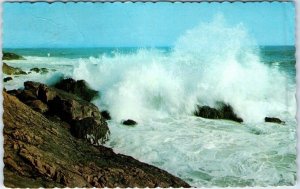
54;78;98;102
194;103;243;123
3;92;190;188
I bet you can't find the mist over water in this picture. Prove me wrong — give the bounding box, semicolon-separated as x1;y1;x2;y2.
3;16;296;187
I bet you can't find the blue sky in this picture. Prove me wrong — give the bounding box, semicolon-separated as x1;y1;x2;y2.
3;2;295;48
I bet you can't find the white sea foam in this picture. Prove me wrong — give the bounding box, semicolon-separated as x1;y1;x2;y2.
73;15;295;123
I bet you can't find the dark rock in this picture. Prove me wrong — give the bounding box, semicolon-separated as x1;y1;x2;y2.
122;119;137;126
3;91;190;188
6;89;22;96
2;52;25;60
71;117;110;145
101;110;111;120
30;67;40;73
194;103;243;123
54;78;98;102
16;90;37;102
3;77;13;82
3;63;27;75
265;117;285;124
194;105;221;119
26;100;49;114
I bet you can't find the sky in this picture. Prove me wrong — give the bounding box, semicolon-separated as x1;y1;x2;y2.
3;2;295;48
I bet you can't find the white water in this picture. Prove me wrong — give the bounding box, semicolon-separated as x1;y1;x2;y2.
3;16;296;187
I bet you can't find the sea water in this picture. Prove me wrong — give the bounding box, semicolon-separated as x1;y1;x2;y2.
3;18;296;187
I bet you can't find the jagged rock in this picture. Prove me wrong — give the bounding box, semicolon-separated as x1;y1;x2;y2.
3;63;27;75
71;117;109;145
101;110;111;120
16;90;37;102
2;52;25;60
3;91;190;188
3;77;13;82
122;119;137;126
54;78;98;102
265;117;285;124
194;103;243;123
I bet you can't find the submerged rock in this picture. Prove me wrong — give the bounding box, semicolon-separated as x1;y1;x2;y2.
122;119;137;126
3;63;27;75
3;77;13;82
2;52;25;60
3;91;190;188
194;103;243;123
265;117;285;124
30;67;49;74
55;78;98;102
101;110;111;120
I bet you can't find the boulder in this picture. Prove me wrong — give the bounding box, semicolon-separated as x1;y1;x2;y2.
30;67;40;73
16;90;37;102
71;117;110;145
194;103;243;123
3;77;13;82
122;119;137;126
3;63;27;75
2;52;25;60
265;117;285;124
101;110;111;120
30;67;49;74
54;78;98;102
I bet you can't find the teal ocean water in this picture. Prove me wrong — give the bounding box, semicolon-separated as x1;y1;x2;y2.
3;21;296;187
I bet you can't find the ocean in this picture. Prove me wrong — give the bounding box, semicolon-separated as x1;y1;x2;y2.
3;25;296;186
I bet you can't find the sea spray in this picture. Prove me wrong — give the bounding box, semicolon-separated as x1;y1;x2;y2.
73;16;295;123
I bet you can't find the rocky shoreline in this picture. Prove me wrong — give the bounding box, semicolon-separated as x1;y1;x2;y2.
3;81;190;187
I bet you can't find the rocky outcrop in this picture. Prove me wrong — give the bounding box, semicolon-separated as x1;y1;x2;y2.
194;103;243;123
3;63;27;75
101;110;111;120
8;81;109;145
2;52;25;60
54;78;98;102
265;117;285;124
3;92;190;188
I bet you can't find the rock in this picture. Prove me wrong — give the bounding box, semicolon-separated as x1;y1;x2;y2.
54;78;98;102
265;117;285;124
194;106;221;119
6;89;22;96
16;90;37;102
30;67;49;74
3;77;13;82
122;119;137;126
3;63;27;75
71;117;110;145
3;91;190;188
26;100;49;114
2;52;25;60
30;67;40;73
194;103;243;123
101;111;111;120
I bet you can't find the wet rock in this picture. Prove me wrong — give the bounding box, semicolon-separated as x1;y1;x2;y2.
16;90;37;102
54;78;98;102
6;89;22;97
30;67;40;73
265;117;285;124
2;52;25;60
30;67;49;74
122;119;137;126
194;103;243;123
3;63;27;75
71;117;110;145
101;110;111;120
3;77;13;82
